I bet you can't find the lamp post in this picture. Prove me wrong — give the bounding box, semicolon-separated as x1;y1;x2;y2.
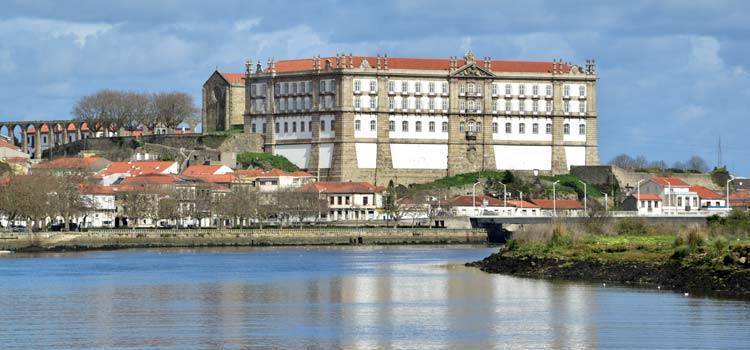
472;180;481;216
552;180;560;217
500;182;507;213
578;180;588;215
665;180;672;216
727;176;735;211
636;179;645;216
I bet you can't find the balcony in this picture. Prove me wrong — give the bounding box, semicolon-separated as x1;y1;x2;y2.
465;131;477;140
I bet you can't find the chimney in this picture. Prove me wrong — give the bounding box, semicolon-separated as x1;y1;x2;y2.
384;54;389;70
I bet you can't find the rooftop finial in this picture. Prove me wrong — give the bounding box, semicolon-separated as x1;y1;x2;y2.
465;49;475;64
245;59;252;75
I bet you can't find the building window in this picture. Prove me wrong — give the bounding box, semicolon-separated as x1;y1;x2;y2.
415;121;422;132
505;84;511;95
251;124;256;133
415;98;421;110
320;120;325;132
369;80;377;92
468;83;475;94
564;101;570;113
415;82;421;93
263;123;267;133
401;81;408;92
330;120;335;131
292;122;297;132
546;101;553;113
429;98;435;110
301;121;305;132
459;122;466;133
429;121;435;132
388;81;395;92
355;120;361;131
468;100;475;111
275;83;281;95
532;84;539;96
354;80;361;92
442;121;448;132
678;197;683;207
492;84;498;95
519;84;525;95
563;123;570;135
519;100;525;112
275;122;279;133
402;98;408;110
476;121;482;132
369;98;376;109
492;122;498;133
388;97;394;110
284;122;289;133
546;123;552;134
282;82;288;94
308;121;312;132
429;82;435;93
402;121;409;132
319;80;325;92
441;82;448;94
579;124;586;135
546;85;552;96
292;82;298;94
369;120;376;131
442;99;448;110
564;85;570;96
354;97;361;109
389;120;395;131
505;122;512;134
579;85;585;96
579;102;585;113
532;100;539;112
532;123;539;134
519;123;525;134
363;196;369;206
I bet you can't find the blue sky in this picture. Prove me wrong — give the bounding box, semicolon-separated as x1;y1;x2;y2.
0;0;748;174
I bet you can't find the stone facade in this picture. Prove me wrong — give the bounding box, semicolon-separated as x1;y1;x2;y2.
202;71;246;133
243;52;599;186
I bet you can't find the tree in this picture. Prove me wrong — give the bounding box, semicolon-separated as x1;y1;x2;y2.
0;174;58;232
609;154;636;169
50;173;89;231
157;191;181;227
152;92;197;130
120;190;158;228
686;155;709;173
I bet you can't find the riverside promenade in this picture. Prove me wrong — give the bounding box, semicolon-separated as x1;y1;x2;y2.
0;227;488;252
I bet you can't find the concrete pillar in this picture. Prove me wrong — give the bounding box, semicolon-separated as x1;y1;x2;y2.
22;129;28;155
63;128;69;144
308;76;322;177
76;126;82;142
34;126;42;159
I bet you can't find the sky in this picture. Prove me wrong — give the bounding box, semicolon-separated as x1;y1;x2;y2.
0;0;748;174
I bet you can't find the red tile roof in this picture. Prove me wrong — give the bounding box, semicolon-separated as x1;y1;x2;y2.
505;200;539;208
0;138;20;151
119;174;182;185
266;56;570;74
650;177;690;187
33;156;110;171
300;181;383;194
220;72;245;85
632;194;662;201
97;161;176;177
182;165;228;177
531;199;584;209
689;186;723;200
79;183;117;195
185;174;235;184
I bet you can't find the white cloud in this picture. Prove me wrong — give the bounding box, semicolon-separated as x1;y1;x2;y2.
0;18;114;48
233;18;261;32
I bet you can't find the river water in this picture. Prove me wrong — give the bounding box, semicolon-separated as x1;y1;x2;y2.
1;246;749;349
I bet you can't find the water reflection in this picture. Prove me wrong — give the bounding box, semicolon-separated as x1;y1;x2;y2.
1;246;749;349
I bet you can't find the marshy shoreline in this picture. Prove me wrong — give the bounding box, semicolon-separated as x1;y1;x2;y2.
468;214;750;299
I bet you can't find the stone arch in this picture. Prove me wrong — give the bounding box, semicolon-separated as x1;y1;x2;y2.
12;124;24;150
0;124;10;142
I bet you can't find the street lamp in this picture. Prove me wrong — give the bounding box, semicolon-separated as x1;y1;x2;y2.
727;176;735;211
578;180;588;215
636;179;645;216
500;182;507;213
552;180;560;217
472;180;481;216
665;179;672;216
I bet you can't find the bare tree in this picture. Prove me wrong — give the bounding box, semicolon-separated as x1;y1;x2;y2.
608;154;636;169
152;92;197;131
0;174;57;232
157;190;181;227
50;173;89;231
686;155;709;173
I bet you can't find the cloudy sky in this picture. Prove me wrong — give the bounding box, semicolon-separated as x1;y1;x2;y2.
0;0;748;174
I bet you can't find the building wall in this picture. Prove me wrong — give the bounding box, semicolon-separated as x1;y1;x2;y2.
243;55;599;186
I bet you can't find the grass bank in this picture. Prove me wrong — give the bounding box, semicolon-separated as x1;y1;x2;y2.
469;212;750;298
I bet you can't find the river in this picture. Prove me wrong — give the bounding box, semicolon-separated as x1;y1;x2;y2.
1;246;749;349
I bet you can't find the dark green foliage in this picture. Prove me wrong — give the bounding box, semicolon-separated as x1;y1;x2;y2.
236;152;299;172
615;218;651;236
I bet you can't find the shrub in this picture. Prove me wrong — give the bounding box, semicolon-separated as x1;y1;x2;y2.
671;245;690;260
615;218;651;236
549;224;572;247
685;228;706;250
708;236;729;257
505;239;519;251
236;152;299;172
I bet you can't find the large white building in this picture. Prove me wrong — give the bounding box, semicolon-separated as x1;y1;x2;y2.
242;51;599;185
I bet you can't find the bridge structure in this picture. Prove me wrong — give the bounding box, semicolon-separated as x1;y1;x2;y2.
0;119;100;159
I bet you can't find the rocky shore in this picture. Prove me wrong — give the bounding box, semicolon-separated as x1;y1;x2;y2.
469;244;750;298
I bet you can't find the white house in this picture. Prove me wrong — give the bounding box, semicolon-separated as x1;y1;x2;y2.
300;181;383;221
450;195;540;216
638;177;700;214
689;185;727;211
95;161;180;186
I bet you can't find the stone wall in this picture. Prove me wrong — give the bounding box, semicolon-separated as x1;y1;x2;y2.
0;227;487;251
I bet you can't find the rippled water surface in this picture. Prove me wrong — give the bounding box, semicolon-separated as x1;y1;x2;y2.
1;246;749;349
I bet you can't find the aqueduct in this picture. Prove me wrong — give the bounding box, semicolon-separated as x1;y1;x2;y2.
0;120;99;159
